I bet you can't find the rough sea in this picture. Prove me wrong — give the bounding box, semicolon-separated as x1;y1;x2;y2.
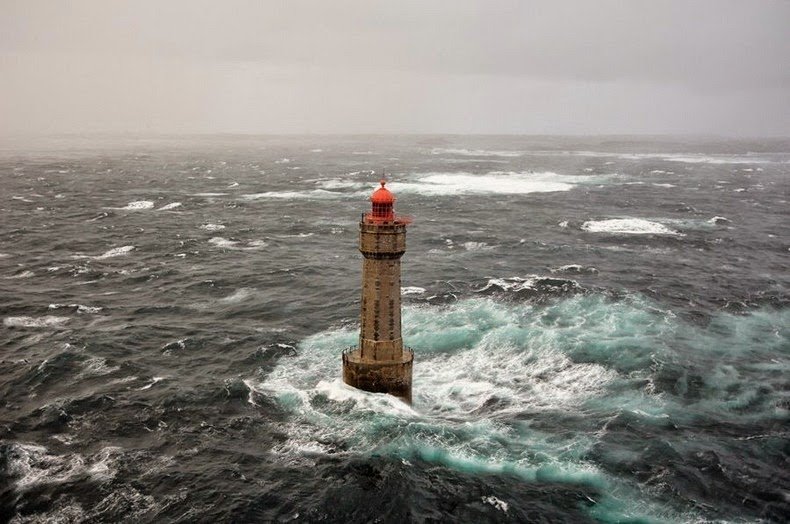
0;135;788;523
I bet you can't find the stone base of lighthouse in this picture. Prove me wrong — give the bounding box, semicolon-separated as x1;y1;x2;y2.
342;348;413;404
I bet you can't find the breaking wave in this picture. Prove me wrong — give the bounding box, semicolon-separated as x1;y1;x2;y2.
5;443;121;491
4;316;70;328
116;201;154;210
581;218;682;236
208;237;267;250
391;172;589;196
48;303;103;314
549;264;598;274
251;294;789;521
94;246;135;259
248;171;605;201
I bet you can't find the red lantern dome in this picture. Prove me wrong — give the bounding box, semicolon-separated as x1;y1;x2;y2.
369;179;395;222
371;179;395;204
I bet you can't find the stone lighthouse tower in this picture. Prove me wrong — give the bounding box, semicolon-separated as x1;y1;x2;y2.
342;179;414;403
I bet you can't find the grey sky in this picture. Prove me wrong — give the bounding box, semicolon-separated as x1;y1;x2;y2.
1;0;789;136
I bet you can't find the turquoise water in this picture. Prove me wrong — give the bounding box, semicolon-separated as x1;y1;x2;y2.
256;294;788;522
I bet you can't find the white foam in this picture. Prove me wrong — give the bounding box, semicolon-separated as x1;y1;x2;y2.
462;241;494;251
401;286;426;295
0;253;10;258
277;232;314;238
48;303;103;314
275;158;291;164
242;378;261;406
415;324;613;416
319;179;368;190
242;189;355;200
209;237;267;250
708;216;730;225
190;192;227;197
162;339;187;354
139;376;167;390
267;171;599;200
392;172;586;196
258;296;614;417
86;447;123;481
200;223;226;232
6;443;122;491
7;443;86;490
79;357;120;377
12;195;33;203
651;183;676;188
119;200;154;210
107;375;138;386
244;171;591;200
228;182;239;188
94;245;135;259
208;237;237;248
581;218;682;236
476;275;580;294
315;379;417;416
157;202;182;211
550;264;598;274
430;147;523;157
50;434;77;446
482;495;509;513
4;316;70;328
240;296;696;517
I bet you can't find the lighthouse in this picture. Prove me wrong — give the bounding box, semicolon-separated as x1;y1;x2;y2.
342;179;414;403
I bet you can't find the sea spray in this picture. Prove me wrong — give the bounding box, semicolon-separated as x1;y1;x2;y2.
254;293;790;521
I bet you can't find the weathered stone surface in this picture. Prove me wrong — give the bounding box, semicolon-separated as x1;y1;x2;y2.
342;217;413;403
342;348;413;404
359;222;407;257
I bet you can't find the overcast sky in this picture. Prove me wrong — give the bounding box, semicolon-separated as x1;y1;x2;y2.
1;0;789;136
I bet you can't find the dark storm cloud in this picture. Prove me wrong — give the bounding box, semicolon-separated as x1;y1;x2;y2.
1;0;788;135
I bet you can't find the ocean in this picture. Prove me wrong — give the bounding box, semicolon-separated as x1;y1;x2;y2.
0;135;788;522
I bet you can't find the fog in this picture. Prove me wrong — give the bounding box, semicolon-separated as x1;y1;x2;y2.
2;0;789;136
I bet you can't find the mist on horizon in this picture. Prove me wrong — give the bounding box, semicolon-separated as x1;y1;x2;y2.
2;0;789;138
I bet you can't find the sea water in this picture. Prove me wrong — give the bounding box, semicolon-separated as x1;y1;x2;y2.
0;135;788;522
